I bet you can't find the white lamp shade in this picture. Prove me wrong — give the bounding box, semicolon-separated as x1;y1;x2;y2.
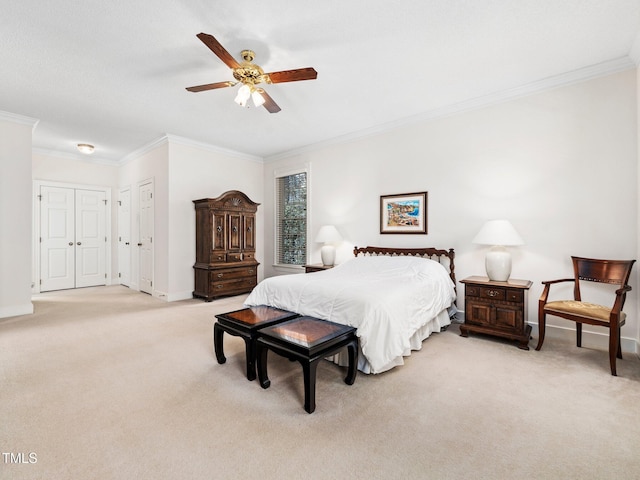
472;220;524;246
252;90;265;107
234;84;251;106
315;225;343;243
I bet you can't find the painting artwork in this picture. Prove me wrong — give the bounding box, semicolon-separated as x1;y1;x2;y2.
380;192;427;234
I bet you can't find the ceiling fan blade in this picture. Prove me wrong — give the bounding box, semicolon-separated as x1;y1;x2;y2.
259;90;281;113
186;81;236;92
265;67;318;84
196;33;240;69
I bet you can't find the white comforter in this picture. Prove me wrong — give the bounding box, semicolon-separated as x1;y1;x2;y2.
244;255;456;374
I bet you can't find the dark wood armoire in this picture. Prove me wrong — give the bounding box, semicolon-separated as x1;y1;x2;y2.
193;191;259;301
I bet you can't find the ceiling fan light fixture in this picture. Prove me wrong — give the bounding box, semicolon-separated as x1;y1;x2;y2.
234;84;251;107
252;89;265;107
77;143;95;155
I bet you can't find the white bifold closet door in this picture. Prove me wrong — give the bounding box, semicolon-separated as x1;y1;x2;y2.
40;185;107;292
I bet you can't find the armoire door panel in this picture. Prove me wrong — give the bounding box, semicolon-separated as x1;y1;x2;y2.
243;215;256;251
213;212;226;251
228;213;242;251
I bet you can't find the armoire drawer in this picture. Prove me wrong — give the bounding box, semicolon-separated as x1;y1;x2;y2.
210;252;227;263
210;266;257;282
211;277;257;295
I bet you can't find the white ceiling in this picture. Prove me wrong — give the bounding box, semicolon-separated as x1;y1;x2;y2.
2;1;640;163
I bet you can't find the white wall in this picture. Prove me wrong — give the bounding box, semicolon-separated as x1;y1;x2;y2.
264;69;639;351
165;139;264;301
0;115;36;318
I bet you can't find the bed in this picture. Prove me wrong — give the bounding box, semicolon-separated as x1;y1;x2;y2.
244;246;457;374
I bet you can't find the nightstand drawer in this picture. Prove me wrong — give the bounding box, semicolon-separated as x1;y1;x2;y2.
506;289;524;302
479;287;505;301
466;286;481;297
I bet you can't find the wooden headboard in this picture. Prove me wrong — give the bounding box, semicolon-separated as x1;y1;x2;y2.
353;245;456;291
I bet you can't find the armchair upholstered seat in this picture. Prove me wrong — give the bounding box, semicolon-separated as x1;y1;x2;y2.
535;256;635;376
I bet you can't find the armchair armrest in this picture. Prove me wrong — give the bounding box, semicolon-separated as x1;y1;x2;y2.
611;284;632;315
541;278;575;286
615;285;632;295
539;278;575;304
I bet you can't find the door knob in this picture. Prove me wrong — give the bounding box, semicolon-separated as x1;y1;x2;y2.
77;242;82;246
125;242;130;245
138;243;143;246
68;242;73;246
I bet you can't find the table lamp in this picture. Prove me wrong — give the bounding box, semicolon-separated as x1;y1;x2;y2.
472;220;524;282
315;225;343;266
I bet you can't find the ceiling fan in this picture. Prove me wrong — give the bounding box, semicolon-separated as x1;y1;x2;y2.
186;33;318;113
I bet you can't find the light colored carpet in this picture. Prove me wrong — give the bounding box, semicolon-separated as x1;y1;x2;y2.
1;285;639;480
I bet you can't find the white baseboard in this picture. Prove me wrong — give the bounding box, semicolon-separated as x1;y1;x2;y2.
459;311;639;355
0;303;34;319
155;290;193;302
528;323;638;356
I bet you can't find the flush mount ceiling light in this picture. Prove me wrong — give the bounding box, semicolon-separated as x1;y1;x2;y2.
77;143;95;155
186;33;317;113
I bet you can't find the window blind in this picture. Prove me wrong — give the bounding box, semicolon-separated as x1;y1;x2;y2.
275;172;307;265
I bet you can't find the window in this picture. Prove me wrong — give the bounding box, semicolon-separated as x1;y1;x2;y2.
275;170;307;266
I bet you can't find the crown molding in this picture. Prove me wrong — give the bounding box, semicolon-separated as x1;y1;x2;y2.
265;57;636;162
119;134;263;165
118;136;168;165
0;110;39;130
33;133;264;167
32;147;118;166
164;134;263;163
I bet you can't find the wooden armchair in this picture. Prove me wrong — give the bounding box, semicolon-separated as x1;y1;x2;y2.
535;256;635;375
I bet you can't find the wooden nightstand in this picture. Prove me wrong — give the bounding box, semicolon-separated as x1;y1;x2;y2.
304;264;333;273
460;276;532;350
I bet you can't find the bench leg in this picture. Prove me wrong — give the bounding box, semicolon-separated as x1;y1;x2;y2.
256;343;271;389
244;338;257;381
213;323;226;364
302;360;320;414
345;339;358;385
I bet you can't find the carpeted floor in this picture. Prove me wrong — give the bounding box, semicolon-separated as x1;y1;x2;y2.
1;285;639;480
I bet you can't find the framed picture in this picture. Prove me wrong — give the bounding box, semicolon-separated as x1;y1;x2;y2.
380;192;428;234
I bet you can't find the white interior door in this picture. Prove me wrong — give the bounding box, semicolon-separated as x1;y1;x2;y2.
40;186;75;292
118;188;131;287
75;189;106;288
138;181;154;294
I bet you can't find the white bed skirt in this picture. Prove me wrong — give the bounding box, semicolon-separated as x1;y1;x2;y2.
326;308;452;374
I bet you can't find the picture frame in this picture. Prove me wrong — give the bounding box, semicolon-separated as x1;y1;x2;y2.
380;192;428;234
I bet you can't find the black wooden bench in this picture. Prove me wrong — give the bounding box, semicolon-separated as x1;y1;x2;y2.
255;316;358;413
